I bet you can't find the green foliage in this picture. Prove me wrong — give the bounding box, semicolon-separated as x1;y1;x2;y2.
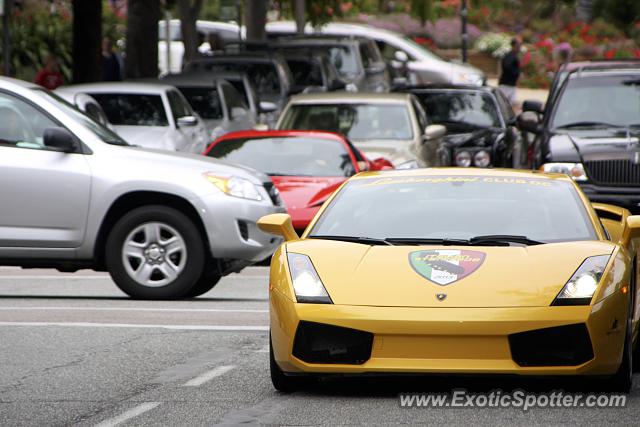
593;0;640;33
410;0;432;25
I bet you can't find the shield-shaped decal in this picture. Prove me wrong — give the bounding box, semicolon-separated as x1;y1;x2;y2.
409;249;486;286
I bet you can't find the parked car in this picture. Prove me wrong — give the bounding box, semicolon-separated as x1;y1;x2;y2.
160;73;255;140
276;92;444;167
58;82;210;153
268;48;346;94
266;21;486;86
205;130;390;234
519;64;640;213
266;36;390;93
401;84;528;168
54;90;114;131
158;19;241;75
183;52;294;124
0;76;284;299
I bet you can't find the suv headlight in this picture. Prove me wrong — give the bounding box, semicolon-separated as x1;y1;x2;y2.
552;255;610;306
204;173;263;201
541;163;587;181
474;150;491;167
287;253;332;304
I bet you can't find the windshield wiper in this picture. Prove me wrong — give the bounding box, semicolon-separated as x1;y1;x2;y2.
555;121;622;130
384;237;471;246
308;235;393;246
468;235;544;246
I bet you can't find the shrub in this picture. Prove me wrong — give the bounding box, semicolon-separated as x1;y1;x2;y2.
475;32;512;58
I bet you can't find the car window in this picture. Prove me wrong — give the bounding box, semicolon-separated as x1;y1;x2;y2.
411;96;428;131
287;59;324;88
495;90;515;123
280;103;413;141
328;46;360;78
207;136;356;177
0;91;58;150
177;86;223;120
167;89;194;122
415;91;501;128
221;82;247;111
91;93;169;126
84;102;109;126
551;74;640;129
310;175;597;243
228;80;251;107
359;40;383;67
376;40;397;62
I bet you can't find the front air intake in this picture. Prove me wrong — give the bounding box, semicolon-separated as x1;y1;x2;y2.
292;321;374;365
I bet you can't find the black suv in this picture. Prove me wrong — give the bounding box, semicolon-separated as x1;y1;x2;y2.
520;63;640;212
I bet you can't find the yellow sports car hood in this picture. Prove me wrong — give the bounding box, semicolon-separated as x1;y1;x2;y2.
286;239;616;308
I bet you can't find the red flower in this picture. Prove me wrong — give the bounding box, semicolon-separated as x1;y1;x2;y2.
604;48;617;59
634;49;640;59
521;51;532;67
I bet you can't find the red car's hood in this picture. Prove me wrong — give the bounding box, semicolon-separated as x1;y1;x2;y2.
271;176;346;210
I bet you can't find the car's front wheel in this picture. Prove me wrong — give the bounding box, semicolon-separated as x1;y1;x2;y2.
105;205;205;299
270;336;311;392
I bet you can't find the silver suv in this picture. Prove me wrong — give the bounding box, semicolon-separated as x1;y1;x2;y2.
0;77;283;299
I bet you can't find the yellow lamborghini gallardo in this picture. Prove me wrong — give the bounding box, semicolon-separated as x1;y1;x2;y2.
258;169;640;392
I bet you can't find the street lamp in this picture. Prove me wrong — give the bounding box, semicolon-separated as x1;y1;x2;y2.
461;0;467;63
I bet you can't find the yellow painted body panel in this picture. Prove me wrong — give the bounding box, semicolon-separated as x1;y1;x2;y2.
267;169;640;377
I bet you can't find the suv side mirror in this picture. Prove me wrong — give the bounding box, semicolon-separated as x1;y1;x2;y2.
394;50;409;63
257;213;298;241
259;101;278;114
423;124;446;141
517;114;541;134
43;128;78;153
522;100;544;114
177;116;198;127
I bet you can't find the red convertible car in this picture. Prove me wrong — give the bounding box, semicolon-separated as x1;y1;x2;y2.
204;130;392;234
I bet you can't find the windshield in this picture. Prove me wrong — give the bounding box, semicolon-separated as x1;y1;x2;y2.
310;175;596;243
177;87;223;119
280;103;413;141
90;93;169;127
187;61;283;96
552;74;640;129
207;136;356;177
33;89;128;146
416;91;501;128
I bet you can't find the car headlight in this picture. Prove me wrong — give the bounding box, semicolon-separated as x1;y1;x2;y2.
455;150;472;167
204;173;263;201
541;163;587;182
552;255;610;306
287;253;332;304
474;150;491;167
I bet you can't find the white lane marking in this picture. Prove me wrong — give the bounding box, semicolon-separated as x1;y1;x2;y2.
183;365;235;387
0;306;267;313
94;402;161;427
0;321;268;331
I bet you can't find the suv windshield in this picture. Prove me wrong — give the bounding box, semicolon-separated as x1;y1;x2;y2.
33;89;128;146
310;175;596;243
416;91;501;128
207;136;355;177
552;74;640;129
281;103;413;140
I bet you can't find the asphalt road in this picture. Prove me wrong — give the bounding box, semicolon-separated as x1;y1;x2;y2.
1;266;639;426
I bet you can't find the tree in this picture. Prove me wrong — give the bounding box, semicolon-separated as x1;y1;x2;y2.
72;0;102;83
411;0;432;26
177;0;204;66
125;0;160;79
246;0;268;41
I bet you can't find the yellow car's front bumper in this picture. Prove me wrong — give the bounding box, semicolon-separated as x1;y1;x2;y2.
270;289;628;377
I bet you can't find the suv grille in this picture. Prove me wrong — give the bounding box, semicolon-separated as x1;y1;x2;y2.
584;159;640;186
263;182;282;206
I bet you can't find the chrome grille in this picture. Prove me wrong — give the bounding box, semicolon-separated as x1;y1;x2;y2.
584;159;640;186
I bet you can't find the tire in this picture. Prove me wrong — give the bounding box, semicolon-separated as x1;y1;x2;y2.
270;336;309;392
105;205;205;299
186;269;222;298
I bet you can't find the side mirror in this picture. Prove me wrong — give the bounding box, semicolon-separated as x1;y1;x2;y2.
517;114;541;134
370;157;395;171
522;100;544;115
392;77;409;90
43;128;78;153
257;213;299;241
622;215;640;247
394;50;409;63
230;107;248;120
423;124;446;141
177;116;198;127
